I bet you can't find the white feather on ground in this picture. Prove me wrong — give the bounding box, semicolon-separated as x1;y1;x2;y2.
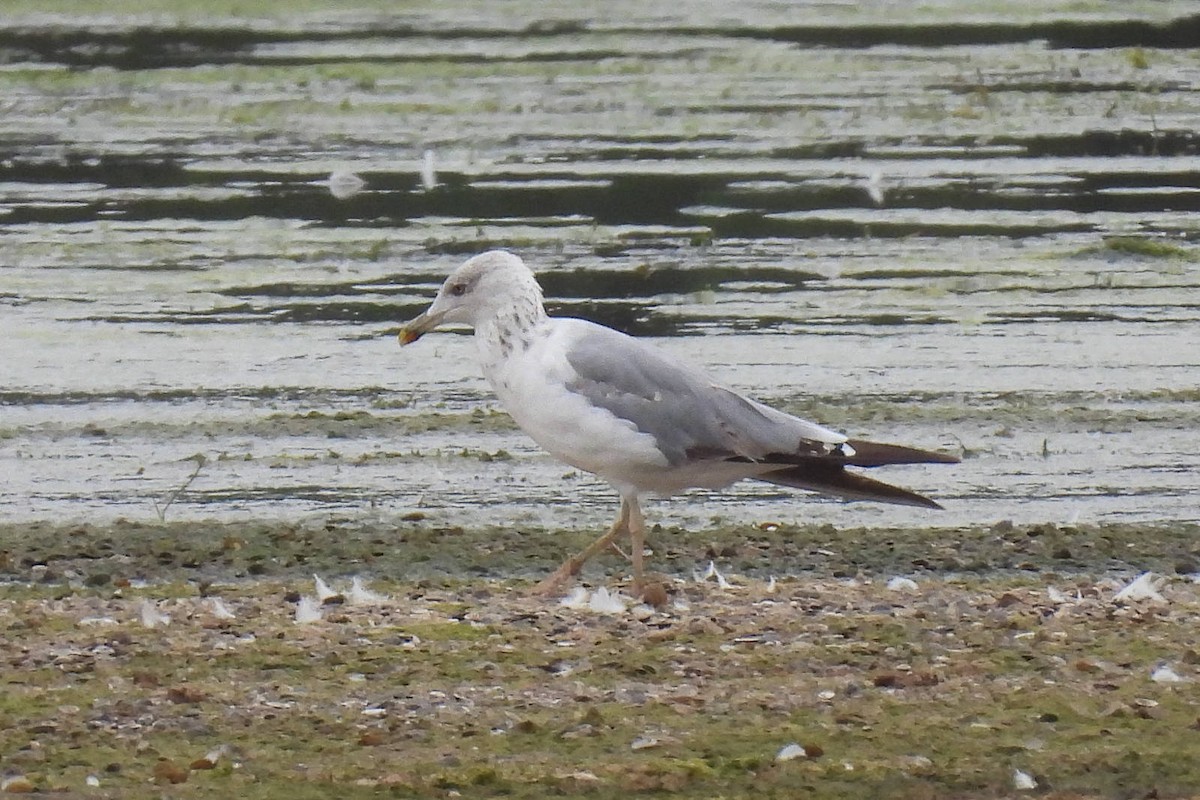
313;574;338;601
348;576;388;605
420;149;437;191
1113;572;1166;603
557;586;630;615
588;587;628;615
1013;768;1037;790
207;597;236;619
139;599;171;628
1151;664;1184;683
695;561;735;590
327;169;365;199
294;596;323;624
560;586;590;609
865;170;886;206
776;743;807;762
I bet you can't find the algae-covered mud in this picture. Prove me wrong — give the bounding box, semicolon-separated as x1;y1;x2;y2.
2;1;1200;797
3;556;1200;799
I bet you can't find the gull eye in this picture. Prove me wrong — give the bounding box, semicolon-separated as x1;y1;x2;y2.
449;282;467;297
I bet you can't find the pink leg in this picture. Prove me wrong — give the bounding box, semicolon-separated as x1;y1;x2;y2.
530;500;631;596
627;498;646;595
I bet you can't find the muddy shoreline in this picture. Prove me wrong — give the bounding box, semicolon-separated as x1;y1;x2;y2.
3;517;1198;590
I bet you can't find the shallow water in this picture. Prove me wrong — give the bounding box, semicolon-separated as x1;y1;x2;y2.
1;3;1198;538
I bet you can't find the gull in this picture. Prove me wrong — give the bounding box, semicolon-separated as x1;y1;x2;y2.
399;250;959;596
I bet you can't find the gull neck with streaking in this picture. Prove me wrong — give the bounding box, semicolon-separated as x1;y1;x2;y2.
473;262;549;376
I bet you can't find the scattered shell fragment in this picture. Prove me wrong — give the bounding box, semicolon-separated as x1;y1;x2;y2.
630;603;655;621
555;770;600;787
140;599;171;628
902;754;933;772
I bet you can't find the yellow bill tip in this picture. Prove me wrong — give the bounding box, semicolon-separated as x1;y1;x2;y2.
398;328;422;346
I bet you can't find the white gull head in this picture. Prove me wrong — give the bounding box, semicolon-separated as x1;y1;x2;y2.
399;250;545;344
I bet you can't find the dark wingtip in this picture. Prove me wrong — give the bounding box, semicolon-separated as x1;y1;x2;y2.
844;439;962;467
759;463;948;509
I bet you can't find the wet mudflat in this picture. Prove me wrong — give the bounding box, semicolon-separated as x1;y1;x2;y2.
2;2;1200;797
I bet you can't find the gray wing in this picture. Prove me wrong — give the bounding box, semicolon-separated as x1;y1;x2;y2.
561;321;846;467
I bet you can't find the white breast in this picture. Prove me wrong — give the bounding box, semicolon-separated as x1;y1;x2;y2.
477;319;669;493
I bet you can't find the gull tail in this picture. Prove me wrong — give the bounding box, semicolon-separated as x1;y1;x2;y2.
757;439;960;509
759;463;944;509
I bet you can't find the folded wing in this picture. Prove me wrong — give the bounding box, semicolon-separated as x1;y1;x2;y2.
561;320;959;507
